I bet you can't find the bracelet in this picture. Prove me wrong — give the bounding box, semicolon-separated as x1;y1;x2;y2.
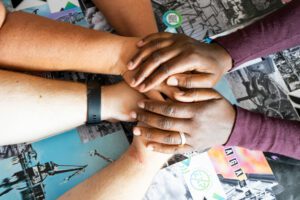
87;81;101;125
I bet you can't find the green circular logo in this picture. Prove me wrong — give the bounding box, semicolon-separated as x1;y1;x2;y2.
163;10;183;28
190;170;211;191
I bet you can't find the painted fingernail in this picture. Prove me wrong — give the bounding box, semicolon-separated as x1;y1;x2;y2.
137;40;144;47
147;145;154;151
167;77;178;86
130;111;137;119
133;127;141;136
127;61;134;70
138;101;145;108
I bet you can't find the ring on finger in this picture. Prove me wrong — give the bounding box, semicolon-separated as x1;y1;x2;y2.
179;131;186;146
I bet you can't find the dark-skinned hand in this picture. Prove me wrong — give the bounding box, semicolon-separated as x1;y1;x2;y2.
130;97;236;154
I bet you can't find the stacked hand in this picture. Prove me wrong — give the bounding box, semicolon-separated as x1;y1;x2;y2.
118;33;236;153
130;99;236;153
124;32;232;102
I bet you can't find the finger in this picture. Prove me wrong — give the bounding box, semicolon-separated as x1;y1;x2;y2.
138;54;200;92
147;143;193;154
157;84;181;101
137;32;173;47
128;38;174;71
167;73;219;88
137;100;194;118
144;90;165;101
134;126;190;145
132;110;190;132
174;89;222;103
132;46;182;86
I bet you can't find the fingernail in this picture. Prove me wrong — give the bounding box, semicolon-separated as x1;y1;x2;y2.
147;145;154;151
137;40;144;47
127;61;134;70
138;101;145;108
131;79;136;86
139;84;146;92
176;91;185;96
133;127;141;136
167;77;178;86
130;111;137;119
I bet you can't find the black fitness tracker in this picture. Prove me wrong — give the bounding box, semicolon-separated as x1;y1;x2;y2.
87;81;101;125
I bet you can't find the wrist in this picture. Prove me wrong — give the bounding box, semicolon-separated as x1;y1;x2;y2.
113;37;141;76
212;43;233;72
129;137;171;170
101;85;116;121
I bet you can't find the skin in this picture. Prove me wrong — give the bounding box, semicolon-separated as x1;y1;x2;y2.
0;69;144;145
60;135;171;200
0;10;137;75
93;0;157;37
131;98;236;154
125;33;233;102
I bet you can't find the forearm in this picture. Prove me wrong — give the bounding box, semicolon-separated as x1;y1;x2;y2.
60;138;169;200
216;0;300;67
0;70;117;145
93;0;157;37
226;107;300;159
0;11;139;74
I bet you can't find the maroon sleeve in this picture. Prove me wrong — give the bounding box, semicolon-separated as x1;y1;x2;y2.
216;0;300;67
226;107;300;159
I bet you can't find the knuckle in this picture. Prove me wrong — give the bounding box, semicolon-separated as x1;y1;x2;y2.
158;118;173;129
151;40;162;50
158;65;170;75
144;102;156;112
137;113;148;123
182;75;193;88
142;128;152;140
162;104;176;116
163;134;176;145
151;51;162;64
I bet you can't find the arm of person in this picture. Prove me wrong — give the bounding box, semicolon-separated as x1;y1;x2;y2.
0;69;144;145
216;0;300;67
226;107;300;160
93;0;157;37
0;6;139;75
130;97;300;160
122;0;299;102
59;135;170;200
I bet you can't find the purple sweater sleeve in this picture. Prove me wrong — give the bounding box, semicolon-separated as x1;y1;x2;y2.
216;0;300;67
226;108;300;159
218;1;300;159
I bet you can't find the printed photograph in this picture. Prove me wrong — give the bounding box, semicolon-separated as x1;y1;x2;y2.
78;0;113;31
151;0;283;40
225;58;299;120
47;7;89;27
0;129;129;200
144;166;193;200
271;46;300;92
208;146;280;200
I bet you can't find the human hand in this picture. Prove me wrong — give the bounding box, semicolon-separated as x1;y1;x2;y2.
101;81;145;122
126;33;232;101
0;2;6;28
123;69;181;101
130;97;236;154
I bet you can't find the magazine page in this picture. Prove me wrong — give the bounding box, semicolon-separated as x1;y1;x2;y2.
144;146;279;200
0;128;129;199
225;46;300;120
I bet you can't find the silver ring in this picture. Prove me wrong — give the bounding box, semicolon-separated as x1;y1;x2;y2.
179;132;186;146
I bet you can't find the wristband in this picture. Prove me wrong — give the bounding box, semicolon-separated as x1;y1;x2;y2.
87;81;101;125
